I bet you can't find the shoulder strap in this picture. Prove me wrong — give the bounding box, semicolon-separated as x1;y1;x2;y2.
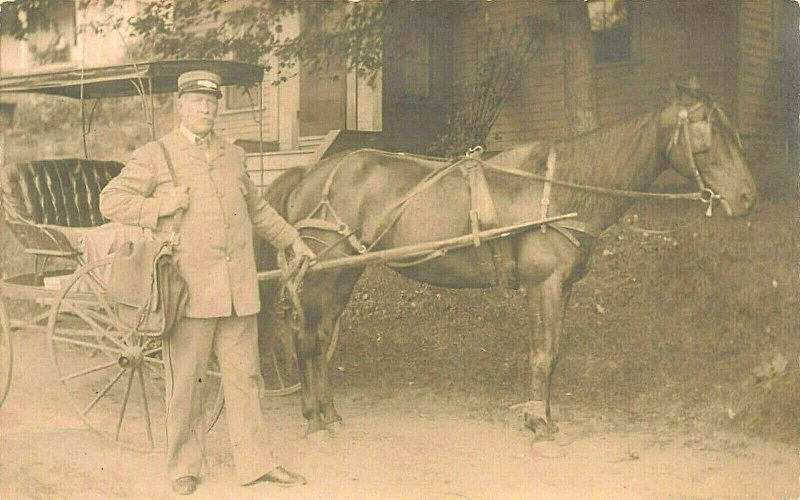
156;140;184;236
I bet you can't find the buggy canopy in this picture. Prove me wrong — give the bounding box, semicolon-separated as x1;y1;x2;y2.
0;60;264;99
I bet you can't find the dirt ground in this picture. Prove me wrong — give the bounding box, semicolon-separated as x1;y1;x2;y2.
1;199;798;499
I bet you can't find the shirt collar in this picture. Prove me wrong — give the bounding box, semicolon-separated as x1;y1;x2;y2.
179;124;212;146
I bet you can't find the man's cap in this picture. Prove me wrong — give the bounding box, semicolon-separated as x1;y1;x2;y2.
177;70;222;98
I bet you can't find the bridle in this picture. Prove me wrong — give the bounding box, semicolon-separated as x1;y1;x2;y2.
475;100;740;217
665;101;725;216
287;101;739;261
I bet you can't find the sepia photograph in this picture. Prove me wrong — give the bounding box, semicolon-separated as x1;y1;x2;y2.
0;0;797;498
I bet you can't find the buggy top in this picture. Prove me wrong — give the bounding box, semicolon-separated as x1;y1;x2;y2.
0;60;266;260
0;59;264;99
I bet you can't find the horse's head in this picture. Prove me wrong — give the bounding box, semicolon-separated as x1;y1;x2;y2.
659;78;757;217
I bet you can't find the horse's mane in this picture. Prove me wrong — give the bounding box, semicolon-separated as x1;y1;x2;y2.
556;109;660;216
494;109;662;219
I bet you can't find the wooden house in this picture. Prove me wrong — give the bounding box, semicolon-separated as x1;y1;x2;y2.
1;0;796;194
382;0;798;195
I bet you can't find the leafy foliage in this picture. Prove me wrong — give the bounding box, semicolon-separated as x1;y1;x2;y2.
0;0;67;37
72;0;396;86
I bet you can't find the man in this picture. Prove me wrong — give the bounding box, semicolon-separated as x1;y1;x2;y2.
99;70;314;495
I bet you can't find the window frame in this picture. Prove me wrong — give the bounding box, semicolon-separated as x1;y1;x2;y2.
587;0;634;65
220;83;263;115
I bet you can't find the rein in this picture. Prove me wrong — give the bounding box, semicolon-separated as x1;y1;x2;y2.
292;101;723;260
467;101;722;217
478;159;707;201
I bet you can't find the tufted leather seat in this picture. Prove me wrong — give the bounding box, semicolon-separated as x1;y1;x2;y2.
2;159;123;226
1;159;124;255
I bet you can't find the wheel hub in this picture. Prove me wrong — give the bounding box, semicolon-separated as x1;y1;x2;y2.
119;346;144;369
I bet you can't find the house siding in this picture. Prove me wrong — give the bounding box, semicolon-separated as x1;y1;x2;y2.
384;0;742;152
736;0;790;192
446;0;739;151
216;81;277;143
385;0;794;191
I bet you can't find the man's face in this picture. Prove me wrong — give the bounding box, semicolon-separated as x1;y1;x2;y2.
178;92;219;136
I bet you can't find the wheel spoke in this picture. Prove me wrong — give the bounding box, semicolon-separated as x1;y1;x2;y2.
144;346;161;357
143;356;164;366
60;359;118;382
82;369;125;416
60;301;128;350
82;307;128;336
136;367;155;448
115;368;136;441
50;258;173;452
52;334;122;356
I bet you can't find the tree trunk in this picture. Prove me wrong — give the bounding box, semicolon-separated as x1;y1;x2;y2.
560;0;598;136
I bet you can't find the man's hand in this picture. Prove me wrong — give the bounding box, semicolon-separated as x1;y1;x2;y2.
158;186;190;216
289;237;316;262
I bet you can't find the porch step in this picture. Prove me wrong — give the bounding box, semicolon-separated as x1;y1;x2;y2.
299;135;326;151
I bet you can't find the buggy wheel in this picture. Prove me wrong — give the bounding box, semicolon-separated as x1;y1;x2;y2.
260;317;340;397
0;299;12;408
48;258;222;452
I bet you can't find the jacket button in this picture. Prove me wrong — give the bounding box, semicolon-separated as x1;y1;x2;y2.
225;255;231;262
217;192;224;198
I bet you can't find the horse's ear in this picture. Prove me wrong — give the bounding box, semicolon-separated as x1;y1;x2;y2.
669;75;710;103
668;79;681;100
687;75;702;93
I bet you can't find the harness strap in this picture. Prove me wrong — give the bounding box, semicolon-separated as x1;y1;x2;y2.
367;158;468;251
457;157;517;288
540;145;556;233
294;218;367;254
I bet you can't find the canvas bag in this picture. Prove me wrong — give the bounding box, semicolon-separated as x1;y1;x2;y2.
106;141;188;338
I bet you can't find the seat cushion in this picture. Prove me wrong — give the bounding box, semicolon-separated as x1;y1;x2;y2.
2;158;124;227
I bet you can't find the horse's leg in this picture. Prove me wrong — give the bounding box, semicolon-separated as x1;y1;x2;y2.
299;268;362;435
295;316;324;434
314;312;343;428
524;273;570;438
315;268;362;430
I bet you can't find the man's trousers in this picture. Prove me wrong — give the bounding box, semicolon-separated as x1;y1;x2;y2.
163;314;276;485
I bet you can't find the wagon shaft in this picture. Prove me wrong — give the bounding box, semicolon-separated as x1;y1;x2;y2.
256;212;578;282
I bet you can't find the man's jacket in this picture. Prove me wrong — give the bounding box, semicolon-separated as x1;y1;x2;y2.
99;129;299;318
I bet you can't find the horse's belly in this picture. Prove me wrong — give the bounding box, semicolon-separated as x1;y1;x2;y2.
388;248;499;289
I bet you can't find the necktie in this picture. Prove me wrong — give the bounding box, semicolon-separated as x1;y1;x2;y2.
196;136;210;148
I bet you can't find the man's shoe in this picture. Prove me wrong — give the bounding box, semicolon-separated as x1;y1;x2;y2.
254;466;307;488
171;476;198;495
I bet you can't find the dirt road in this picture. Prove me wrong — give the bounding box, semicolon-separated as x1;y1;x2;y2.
1;329;797;500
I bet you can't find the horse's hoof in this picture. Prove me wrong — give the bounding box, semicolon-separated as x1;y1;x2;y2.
524;412;559;437
305;419;326;437
326;419;345;435
322;410;342;427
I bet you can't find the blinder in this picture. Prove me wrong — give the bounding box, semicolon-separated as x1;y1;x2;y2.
666;101;723;216
687;119;712;153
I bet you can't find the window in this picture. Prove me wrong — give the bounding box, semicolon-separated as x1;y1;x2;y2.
224;84;260;111
587;0;630;63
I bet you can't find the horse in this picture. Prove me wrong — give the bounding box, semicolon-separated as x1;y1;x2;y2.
255;80;757;438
